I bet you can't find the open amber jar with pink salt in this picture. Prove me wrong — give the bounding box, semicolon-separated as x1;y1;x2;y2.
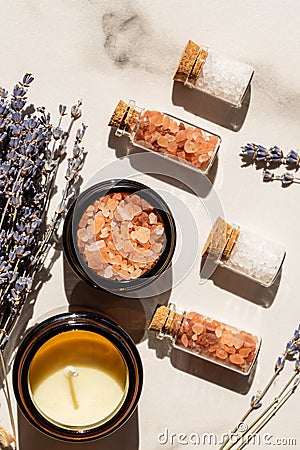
108;99;221;174
63;179;176;293
149;303;261;375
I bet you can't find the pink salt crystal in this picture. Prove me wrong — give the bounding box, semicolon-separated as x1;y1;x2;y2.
184;140;197;153
165;133;176;142
162;115;171;130
135;227;150;244
215;327;223;339
153;243;163;254
157;135;169;148
191;334;198;341
177;151;186;160
130;231;137;241
79;214;89;228
136;139;154;150
102;208;110;218
98;240;105;248
77;228;88;240
117;205;133;221
86;205;94;212
100;228;109;238
120;223;130;237
132;204;142;216
176;130;188;142
149;131;161;144
132;268;142;278
233;335;244;350
148;111;164;127
167;141;178;154
86;243;99;252
104;266;113;279
85;251;104;270
149;213;157;224
169;120;179;133
181;334;189;348
192;323;204;335
155;226;164;236
198;154;210;163
123;240;134;253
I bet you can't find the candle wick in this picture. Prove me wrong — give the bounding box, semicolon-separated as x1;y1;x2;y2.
64;365;79;410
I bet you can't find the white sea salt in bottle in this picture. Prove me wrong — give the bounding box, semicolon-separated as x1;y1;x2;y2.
174;40;254;107
202;217;285;287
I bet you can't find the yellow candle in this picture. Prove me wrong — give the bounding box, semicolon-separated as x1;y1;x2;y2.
28;330;128;429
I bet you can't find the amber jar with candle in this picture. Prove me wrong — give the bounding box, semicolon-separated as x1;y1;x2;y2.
13;311;143;441
174;40;254;107
149;303;261;375
63;179;176;293
108;99;221;174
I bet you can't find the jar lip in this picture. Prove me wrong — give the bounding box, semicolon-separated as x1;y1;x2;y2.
13;310;143;442
62;178;176;292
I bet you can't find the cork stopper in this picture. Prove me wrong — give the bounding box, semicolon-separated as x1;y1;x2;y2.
202;217;239;260
173;40;200;83
173;40;208;85
223;227;240;259
188;47;208;85
108;100;128;128
148;305;175;333
108;99;141;135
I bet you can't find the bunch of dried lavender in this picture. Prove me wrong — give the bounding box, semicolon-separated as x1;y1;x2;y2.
219;326;300;450
0;74;87;448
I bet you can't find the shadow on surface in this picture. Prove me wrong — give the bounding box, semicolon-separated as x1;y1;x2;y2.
172;81;251;132
108;128;217;198
17;407;139;450
148;332;256;395
200;258;280;308
63;255;172;344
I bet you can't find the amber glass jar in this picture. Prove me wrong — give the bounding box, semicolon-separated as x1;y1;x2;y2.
63;179;176;293
13;311;143;441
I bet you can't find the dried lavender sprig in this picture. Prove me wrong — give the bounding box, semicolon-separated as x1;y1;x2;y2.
263;169;300;186
42;100;82;215
0;123;87;348
219;327;300;450
235;376;300;450
0;75;87;349
224;365;299;450
241;143;300;166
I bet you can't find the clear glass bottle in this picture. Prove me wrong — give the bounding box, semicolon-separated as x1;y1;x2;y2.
202;217;286;287
108;99;221;174
149;303;261;375
173;40;254;107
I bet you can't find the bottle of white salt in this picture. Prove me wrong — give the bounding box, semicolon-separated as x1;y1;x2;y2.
174;40;254;107
202;217;285;287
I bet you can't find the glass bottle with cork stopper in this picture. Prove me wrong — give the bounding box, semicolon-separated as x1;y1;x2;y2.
108;99;221;174
174;40;254;107
148;303;261;375
202;217;286;287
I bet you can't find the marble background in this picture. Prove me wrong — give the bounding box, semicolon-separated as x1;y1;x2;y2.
1;0;300;449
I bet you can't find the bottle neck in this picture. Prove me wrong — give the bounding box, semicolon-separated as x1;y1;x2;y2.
115;99;143;138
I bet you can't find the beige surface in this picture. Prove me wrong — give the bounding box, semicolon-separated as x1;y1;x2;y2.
1;1;300;449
